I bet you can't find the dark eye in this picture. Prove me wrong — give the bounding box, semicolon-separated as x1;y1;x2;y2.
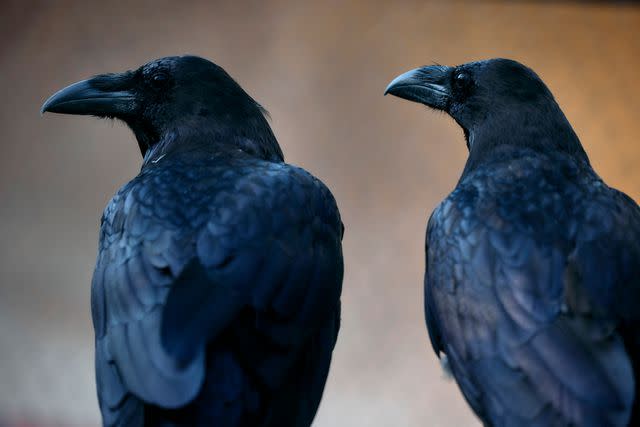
453;72;471;90
150;72;169;88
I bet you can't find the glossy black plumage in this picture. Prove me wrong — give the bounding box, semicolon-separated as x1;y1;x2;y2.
43;56;343;427
387;59;640;426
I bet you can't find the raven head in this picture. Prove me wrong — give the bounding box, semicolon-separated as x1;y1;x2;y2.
385;59;581;157
42;55;282;160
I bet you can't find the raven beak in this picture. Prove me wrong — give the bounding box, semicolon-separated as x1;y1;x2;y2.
384;65;452;111
41;75;136;116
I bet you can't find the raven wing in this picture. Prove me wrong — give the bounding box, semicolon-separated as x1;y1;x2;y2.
425;156;640;427
91;156;343;426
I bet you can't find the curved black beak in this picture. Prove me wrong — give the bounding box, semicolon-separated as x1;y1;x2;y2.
41;75;136;117
384;65;452;111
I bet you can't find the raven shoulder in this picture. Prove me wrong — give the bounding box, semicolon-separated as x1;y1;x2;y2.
92;150;343;426
425;148;640;426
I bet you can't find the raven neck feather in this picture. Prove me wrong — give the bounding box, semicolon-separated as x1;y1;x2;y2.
141;117;284;167
461;106;590;177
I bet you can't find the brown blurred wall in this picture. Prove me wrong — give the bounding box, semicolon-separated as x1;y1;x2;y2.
0;1;638;425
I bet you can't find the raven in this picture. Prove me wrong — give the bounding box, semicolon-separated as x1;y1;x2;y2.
386;59;640;426
42;55;344;427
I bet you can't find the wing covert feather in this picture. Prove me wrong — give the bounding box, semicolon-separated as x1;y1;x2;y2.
92;157;343;425
425;154;638;426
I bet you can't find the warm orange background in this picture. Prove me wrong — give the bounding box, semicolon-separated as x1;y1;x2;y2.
1;1;638;426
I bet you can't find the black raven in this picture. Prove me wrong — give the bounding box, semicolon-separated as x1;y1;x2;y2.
386;59;640;426
42;55;344;427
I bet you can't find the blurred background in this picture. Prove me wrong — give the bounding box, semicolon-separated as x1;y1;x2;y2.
1;1;639;426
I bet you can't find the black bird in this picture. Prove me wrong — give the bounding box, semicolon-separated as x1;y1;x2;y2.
42;55;344;427
386;59;640;426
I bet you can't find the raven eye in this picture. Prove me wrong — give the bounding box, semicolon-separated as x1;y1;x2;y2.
453;72;471;90
150;72;169;88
